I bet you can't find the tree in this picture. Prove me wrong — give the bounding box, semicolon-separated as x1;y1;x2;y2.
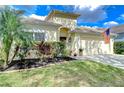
0;6;32;67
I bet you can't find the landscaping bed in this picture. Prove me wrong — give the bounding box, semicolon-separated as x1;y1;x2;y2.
0;57;76;72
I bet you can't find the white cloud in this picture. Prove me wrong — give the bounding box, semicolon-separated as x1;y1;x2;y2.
12;5;38;15
92;26;99;28
73;5;107;23
121;14;124;17
29;14;46;20
74;5;101;11
117;14;124;20
103;21;119;27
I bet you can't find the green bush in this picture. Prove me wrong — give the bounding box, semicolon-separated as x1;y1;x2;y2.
15;41;68;59
63;49;70;56
52;42;66;57
114;42;124;55
34;41;67;57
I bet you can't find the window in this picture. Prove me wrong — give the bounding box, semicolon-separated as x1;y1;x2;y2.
34;33;45;41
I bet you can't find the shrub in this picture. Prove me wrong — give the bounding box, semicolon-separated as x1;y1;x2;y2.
17;46;30;60
62;49;70;57
114;42;124;55
52;42;66;57
24;41;67;59
35;41;53;55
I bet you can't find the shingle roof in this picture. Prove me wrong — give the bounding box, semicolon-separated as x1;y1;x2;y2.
71;27;103;35
71;26;116;36
21;17;62;27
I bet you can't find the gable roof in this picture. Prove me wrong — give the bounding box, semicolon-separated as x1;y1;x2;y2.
45;10;80;21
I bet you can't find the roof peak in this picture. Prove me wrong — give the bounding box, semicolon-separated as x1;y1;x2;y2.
45;10;80;21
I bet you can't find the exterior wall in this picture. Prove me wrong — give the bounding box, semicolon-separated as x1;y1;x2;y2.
45;30;57;42
8;16;116;57
48;17;77;30
25;25;59;42
59;28;69;37
70;33;114;56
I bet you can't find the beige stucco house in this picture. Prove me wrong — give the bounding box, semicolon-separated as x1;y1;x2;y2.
22;10;115;56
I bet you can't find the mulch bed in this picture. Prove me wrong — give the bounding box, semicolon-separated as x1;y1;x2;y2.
0;57;76;72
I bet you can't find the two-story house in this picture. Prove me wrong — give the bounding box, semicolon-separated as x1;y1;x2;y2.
22;10;114;56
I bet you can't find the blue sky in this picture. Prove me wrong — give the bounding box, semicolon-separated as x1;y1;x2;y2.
12;5;124;28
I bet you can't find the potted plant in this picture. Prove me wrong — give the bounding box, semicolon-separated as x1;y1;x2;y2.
74;53;77;56
79;48;83;56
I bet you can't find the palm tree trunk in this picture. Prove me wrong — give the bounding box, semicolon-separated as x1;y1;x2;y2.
9;45;19;64
5;36;13;65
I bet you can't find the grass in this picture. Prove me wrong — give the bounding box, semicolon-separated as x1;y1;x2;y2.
0;60;124;87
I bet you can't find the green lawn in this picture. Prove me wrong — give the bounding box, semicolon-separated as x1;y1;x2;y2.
0;60;124;87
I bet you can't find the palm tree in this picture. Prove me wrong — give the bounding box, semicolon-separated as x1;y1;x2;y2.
0;6;32;67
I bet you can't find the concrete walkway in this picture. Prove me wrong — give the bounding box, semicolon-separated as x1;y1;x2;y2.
71;54;124;69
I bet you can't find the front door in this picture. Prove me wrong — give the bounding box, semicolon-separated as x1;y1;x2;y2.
60;37;67;43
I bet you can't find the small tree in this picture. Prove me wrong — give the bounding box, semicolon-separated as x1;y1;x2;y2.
0;7;32;67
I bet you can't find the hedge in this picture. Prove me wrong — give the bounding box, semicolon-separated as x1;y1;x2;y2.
114;42;124;55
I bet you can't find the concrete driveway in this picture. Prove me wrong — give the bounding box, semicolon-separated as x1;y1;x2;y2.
71;54;124;69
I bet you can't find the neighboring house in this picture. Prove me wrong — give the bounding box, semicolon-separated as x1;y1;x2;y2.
22;10;115;56
110;24;124;42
